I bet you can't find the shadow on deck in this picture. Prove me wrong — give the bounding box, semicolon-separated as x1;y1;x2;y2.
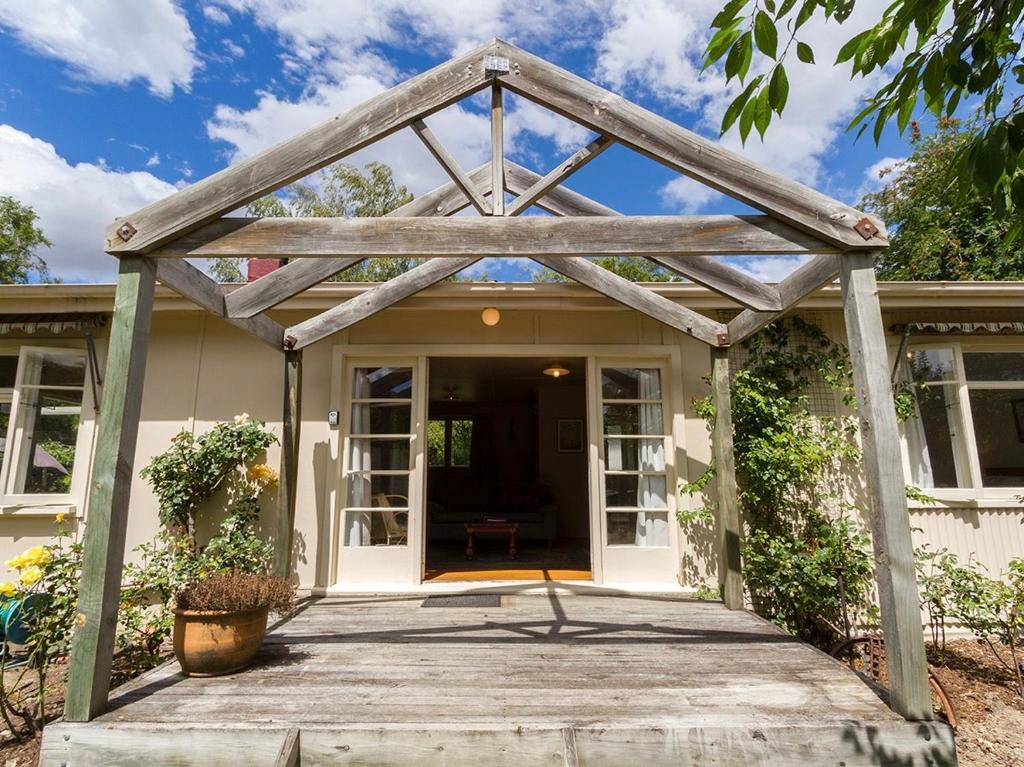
41;588;957;766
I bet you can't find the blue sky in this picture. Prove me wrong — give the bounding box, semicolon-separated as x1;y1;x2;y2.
0;0;920;283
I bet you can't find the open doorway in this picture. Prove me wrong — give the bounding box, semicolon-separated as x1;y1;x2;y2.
423;357;591;581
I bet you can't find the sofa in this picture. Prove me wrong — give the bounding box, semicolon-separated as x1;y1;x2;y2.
426;484;558;542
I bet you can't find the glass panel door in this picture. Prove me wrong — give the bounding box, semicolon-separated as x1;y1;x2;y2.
338;361;423;583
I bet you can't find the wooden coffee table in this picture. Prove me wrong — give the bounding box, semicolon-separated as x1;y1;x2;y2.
464;521;519;560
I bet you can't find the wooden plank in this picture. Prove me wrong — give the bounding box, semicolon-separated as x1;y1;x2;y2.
505;135;613;217
223;165;491;319
491;84;505;216
284;256;480;349
275;350;302;578
154;258;285;348
710;347;743;609
492;40;884;250
105;40;499;254
64;257;157;722
156;215;838;259
504;162;620;217
530;256;726;346
727;254;840;343
648;255;782;311
412;119;491;215
274;727;301;767
839;251;932;722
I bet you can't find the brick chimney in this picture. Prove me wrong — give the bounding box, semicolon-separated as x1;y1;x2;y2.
247;258;287;281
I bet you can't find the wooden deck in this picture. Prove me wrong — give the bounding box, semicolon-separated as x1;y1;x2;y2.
42;591;956;766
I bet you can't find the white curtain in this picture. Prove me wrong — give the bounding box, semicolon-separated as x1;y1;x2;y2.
904;387;935;488
635;370;668;546
345;435;372;546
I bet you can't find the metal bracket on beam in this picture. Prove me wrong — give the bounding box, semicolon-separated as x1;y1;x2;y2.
716;332;731;347
854;217;880;240
483;55;510;75
116;221;138;242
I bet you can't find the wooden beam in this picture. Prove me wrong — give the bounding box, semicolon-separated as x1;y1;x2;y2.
154;259;285;348
274;350;302;578
223;165;491;319
648;255;782;312
492;39;884;250
157;216;838;260
530;255;727;346
505;161;620;217
727;254;840;343
839;252;932;721
273;728;301;767
284;257;480;349
412;120;491;215
65;257;157;722
505;135;613;216
490;84;505;216
710;347;743;609
105;40;500;254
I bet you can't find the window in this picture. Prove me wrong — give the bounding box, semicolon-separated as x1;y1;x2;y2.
427;418;472;468
344;367;413;546
600;367;669;546
1;349;87;497
903;346;1024;490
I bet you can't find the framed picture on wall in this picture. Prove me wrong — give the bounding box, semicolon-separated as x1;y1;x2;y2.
557;419;584;453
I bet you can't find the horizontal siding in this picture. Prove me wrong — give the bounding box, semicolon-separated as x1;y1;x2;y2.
910;507;1024;577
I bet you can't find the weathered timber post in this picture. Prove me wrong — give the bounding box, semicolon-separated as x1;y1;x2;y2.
710;347;743;609
275;349;302;578
65;257;156;722
839;251;932;721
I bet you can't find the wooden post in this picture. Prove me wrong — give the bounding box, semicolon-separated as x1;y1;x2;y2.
490;84;504;216
839;252;932;721
64;257;157;722
710;347;743;609
275;350;302;578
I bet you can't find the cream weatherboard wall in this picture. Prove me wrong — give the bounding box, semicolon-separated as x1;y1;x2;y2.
0;283;1021;593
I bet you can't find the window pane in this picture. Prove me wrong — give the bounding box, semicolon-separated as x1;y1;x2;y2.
344;510;408;546
351;367;412;399
605;474;667;508
30;351;86;387
451;420;472;467
346;473;409;508
0;356;18;388
427;420;445;467
348;439;410;472
963;352;1024;382
13;388;82;494
905;384;963;488
602;404;663;435
605;438;665;472
0;402;10;467
906;349;957;383
968;389;1024;486
601;368;662;400
607;511;669;546
351;403;411;434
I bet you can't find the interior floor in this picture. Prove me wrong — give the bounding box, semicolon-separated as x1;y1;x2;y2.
425;356;590;581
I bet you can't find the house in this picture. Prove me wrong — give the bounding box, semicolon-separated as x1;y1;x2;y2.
2;278;1021;590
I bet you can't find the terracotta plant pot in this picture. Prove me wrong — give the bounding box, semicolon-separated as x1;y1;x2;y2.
172;605;269;677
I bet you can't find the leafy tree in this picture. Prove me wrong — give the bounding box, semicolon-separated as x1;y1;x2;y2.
0;195;52;283
212;162;415;282
862;118;1024;279
533;257;679;283
703;0;1024;231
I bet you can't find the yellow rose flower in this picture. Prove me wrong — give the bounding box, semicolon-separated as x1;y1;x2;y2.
248;464;278;487
55;512;67;523
0;582;16;598
5;555;24;571
17;546;50;568
19;566;43;587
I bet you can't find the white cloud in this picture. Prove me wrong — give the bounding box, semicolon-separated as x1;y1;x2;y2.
0;0;198;97
222;39;246;59
0;125;177;280
855;155;907;199
202;4;231;24
723;255;813;283
146;152;161;167
659;176;721;214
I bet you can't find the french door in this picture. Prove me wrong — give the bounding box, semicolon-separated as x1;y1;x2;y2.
337;357;426;583
589;358;678;583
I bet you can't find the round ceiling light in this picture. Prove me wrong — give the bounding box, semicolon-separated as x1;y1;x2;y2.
481;307;501;326
542;364;570;378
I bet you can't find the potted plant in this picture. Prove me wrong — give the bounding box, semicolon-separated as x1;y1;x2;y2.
172;570;294;677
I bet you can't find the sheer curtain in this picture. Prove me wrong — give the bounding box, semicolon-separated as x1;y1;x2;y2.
635;370;668;546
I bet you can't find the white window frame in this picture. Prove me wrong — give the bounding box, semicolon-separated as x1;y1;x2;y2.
0;345;95;511
900;339;1024;504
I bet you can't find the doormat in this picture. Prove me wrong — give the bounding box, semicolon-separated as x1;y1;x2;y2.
421;595;502;608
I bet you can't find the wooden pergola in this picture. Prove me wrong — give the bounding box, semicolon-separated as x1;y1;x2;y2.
64;39;931;724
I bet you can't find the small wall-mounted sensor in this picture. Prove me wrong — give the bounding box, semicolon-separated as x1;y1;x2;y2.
328;410;340;427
